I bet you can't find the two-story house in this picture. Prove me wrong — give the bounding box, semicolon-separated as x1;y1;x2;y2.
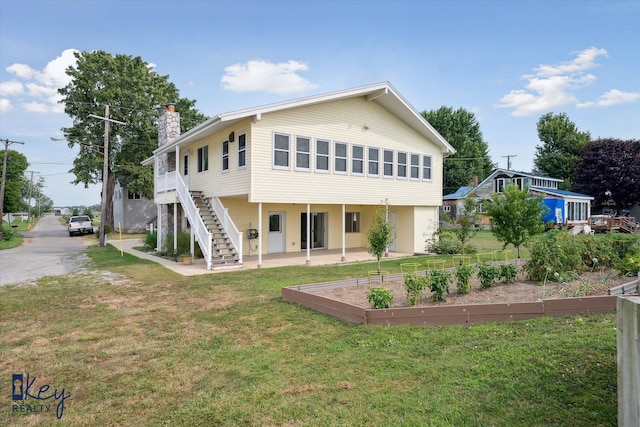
442;168;594;228
144;82;456;269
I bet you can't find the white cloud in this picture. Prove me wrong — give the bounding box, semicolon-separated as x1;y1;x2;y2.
496;47;636;116
0;80;24;96
0;98;13;113
4;48;78;113
221;60;318;94
578;89;640;108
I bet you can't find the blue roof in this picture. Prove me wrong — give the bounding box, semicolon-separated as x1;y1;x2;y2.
443;186;474;200
530;186;594;199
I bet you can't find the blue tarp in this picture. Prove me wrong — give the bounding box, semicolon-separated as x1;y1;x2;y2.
542;199;564;224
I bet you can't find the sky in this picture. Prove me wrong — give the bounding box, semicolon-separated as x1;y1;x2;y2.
0;0;639;207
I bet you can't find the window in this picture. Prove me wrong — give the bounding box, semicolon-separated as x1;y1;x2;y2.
334;142;347;173
352;145;364;175
567;201;589;221
316;139;329;172
183;154;188;176
128;190;141;200
296;136;311;170
383;149;394;178
273;133;290;168
397;151;407;178
238;134;246;168
494;178;508;193
410;153;420;179
345;212;360;233
197;145;208;172
443;205;451;212
368;147;379;176
512;177;524;190
422;155;432;180
222;140;229;171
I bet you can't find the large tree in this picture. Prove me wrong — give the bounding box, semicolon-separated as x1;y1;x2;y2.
572;138;640;215
421;107;494;195
58;51;208;226
533;112;591;190
485;184;547;259
1;150;28;213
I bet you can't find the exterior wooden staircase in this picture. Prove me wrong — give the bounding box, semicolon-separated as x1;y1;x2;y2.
190;191;241;267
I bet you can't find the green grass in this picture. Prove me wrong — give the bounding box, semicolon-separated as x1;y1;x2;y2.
0;244;617;426
0;217;39;249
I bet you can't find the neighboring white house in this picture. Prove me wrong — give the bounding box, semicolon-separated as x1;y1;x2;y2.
143;82;456;269
112;179;156;233
442;168;594;228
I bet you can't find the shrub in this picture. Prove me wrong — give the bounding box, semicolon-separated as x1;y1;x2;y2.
477;262;500;289
403;272;427;306
454;264;474;295
500;264;519;284
0;225;18;241
367;287;393;309
429;269;452;302
615;254;640;277
143;231;157;251
524;230;583;281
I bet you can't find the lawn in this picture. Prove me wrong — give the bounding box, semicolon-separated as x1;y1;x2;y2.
0;242;616;426
0;217;38;250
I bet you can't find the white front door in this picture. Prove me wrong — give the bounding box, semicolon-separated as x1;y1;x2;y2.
183;153;190;187
388;211;398;252
268;212;286;253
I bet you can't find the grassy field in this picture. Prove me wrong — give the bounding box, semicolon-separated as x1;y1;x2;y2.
0;217;38;250
0;236;616;426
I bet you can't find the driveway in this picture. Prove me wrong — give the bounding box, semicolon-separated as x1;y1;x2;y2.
0;214;93;286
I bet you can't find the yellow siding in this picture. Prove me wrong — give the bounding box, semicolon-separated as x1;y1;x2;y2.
250;96;444;206
412;206;439;254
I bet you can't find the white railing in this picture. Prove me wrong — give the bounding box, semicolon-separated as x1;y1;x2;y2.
157;171;177;193
212;197;243;264
175;174;213;269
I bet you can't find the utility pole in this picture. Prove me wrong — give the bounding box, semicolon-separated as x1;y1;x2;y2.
502;154;517;170
26;170;39;222
0;138;25;217
89;106;125;246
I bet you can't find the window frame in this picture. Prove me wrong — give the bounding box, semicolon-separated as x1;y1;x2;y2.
334;141;348;174
222;140;229;172
238;133;246;169
352;144;364;176
315;139;330;173
197;145;209;172
410;153;420;180
383;149;394;178
345;212;361;233
422;155;432;181
397;151;407;179
295;136;311;172
273;133;291;169
368;147;380;177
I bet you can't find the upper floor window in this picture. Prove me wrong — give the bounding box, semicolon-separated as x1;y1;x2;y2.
222;140;229;171
410;153;420;180
273;133;290;168
197;145;209;172
238;134;246;168
316;139;330;172
296;136;311;171
183;154;188;176
495;178;508;192
352;145;364;175
422;155;432;180
383;149;394;178
397;151;407;178
334;142;347;173
368;147;379;176
128;190;142;200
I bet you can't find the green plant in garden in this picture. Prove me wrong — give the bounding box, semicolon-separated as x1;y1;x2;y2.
367;200;394;274
455;264;474;294
366;286;393;309
477;262;500;289
429;269;452;302
615;253;640;277
403;272;427;306
500;264;519;284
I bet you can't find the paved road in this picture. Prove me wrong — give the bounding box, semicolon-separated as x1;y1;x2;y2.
0;214;92;286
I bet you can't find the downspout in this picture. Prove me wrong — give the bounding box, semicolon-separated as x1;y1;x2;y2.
258;203;262;268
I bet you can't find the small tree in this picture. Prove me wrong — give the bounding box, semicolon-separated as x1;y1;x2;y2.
367;201;394;274
453;197;480;255
485;184;547;259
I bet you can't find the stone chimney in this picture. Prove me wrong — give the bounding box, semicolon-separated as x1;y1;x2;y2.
157;103;181;250
158;103;180;148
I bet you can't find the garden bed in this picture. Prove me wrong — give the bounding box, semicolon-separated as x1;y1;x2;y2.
283;268;636;326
